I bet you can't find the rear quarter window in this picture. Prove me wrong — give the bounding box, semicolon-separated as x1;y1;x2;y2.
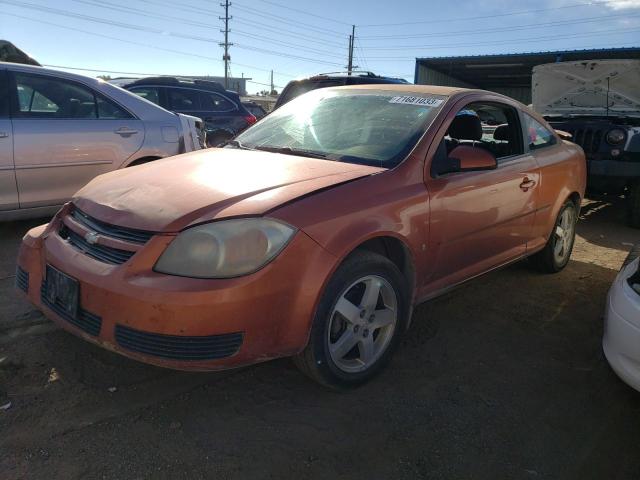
524;113;557;150
129;87;161;106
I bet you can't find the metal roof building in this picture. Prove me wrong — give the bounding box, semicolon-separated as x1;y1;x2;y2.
414;47;640;104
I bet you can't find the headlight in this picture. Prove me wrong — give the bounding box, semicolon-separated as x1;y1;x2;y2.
606;129;626;145
155;218;296;278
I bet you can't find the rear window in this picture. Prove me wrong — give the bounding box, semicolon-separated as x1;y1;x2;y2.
276;79;346;108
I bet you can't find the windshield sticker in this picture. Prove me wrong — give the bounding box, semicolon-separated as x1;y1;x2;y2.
389;96;444;107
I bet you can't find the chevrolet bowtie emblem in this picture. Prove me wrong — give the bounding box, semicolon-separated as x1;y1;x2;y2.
84;231;100;245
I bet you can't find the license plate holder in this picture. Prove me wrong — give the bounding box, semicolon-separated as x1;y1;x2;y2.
44;265;79;320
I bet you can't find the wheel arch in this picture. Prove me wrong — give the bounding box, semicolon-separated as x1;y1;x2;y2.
124;155;163;167
349;236;416;296
567;191;582;213
328;234;418;330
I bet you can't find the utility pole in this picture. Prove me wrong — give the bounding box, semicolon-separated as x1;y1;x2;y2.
347;24;355;75
270;69;274;95
219;0;232;89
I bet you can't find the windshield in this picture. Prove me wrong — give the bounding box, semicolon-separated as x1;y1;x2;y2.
234;89;446;168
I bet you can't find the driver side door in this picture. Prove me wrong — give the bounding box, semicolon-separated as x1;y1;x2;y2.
424;99;540;293
9;70;144;209
0;69;18;211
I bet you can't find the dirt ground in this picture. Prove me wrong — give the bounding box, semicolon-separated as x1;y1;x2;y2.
1;198;639;480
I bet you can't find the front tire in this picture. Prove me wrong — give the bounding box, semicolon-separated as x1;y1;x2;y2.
294;251;409;389
529;199;578;273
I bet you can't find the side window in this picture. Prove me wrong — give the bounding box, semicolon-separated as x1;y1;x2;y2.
524;114;557;150
96;95;132;119
14;73;97;118
130;87;160;106
444;102;523;161
0;70;8;117
199;92;236;112
168;88;200;111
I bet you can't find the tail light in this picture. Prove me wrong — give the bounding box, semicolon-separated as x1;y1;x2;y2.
244;114;257;126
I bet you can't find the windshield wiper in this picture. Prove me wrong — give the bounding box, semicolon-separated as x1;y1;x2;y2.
253;145;328;159
223;139;253;150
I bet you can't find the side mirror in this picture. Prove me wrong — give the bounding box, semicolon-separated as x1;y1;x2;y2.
555;129;572;141
447;145;497;173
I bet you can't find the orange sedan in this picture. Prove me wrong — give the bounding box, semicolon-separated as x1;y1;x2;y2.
16;85;586;388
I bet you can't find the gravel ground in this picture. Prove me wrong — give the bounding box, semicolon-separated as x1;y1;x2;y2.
1;198;639;480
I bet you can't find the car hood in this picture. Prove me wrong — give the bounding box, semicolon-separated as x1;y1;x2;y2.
532;60;640;117
73;148;384;232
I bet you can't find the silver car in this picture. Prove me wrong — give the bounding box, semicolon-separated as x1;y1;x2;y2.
0;62;205;221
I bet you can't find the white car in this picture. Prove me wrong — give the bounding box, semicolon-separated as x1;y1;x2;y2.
0;62;205;221
603;245;640;392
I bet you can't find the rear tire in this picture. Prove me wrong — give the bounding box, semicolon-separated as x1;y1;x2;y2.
529;199;578;273
628;181;640;229
293;251;409;390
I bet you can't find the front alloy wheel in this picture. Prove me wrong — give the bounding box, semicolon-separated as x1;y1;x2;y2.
328;275;398;373
294;251;409;389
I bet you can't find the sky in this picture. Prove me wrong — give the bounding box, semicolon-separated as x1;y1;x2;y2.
0;0;639;94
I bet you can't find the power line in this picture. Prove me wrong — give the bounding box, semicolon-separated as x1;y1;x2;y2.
42;64;175;76
0;0;344;64
355;37;370;72
69;0;216;30
233;31;346;59
364;27;640;59
138;0;223;17
0;12;298;81
232;17;345;48
358;12;640;41
357;0;624;27
246;79;284;89
231;2;347;36
0;12;224;62
256;0;352;26
234;44;344;66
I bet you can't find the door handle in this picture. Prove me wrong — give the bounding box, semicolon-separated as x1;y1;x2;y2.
114;127;139;136
0;132;8;138
520;177;536;192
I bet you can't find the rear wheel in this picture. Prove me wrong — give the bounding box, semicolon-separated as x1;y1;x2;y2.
529;199;578;273
294;251;409;389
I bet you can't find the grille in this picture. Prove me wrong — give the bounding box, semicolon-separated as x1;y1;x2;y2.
15;266;29;293
60;227;135;265
72;208;155;245
40;284;102;336
566;127;605;155
115;324;243;361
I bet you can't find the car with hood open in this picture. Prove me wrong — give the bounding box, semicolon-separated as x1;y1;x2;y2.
16;84;586;388
532;59;640;227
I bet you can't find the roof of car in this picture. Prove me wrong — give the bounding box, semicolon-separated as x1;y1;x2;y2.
120;76;231;93
324;83;474;96
0;61;104;86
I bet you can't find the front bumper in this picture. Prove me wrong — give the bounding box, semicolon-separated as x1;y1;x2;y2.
16;216;337;371
603;254;640;392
